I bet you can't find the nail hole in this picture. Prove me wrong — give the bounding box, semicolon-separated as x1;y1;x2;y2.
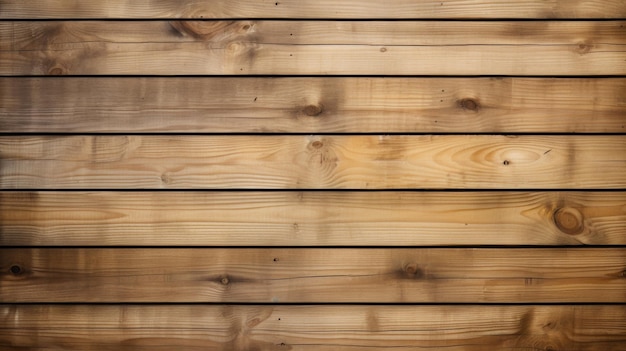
503;160;510;166
273;258;279;262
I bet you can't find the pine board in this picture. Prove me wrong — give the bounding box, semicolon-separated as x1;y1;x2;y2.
2;248;625;303
1;191;624;246
2;77;624;133
1;0;624;19
1;135;625;189
1;305;625;350
2;21;625;75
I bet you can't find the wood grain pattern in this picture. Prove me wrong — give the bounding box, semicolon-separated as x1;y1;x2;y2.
2;305;625;350
2;191;624;246
1;0;624;19
2;21;625;75
2;77;625;133
2;248;625;303
1;135;625;189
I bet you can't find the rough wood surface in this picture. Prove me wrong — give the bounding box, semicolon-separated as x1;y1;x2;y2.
2;21;625;75
2;77;625;133
2;248;625;303
2;305;625;350
1;0;624;19
2;191;624;246
1;135;625;189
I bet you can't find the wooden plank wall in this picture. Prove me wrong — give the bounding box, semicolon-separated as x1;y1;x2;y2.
1;1;625;350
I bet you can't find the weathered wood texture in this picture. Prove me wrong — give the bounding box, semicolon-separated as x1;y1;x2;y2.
2;21;625;75
2;305;625;351
1;135;625;189
2;248;625;303
2;77;625;133
2;191;624;246
1;0;624;19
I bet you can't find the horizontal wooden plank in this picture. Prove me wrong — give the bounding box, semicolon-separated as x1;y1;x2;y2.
2;305;625;350
1;0;624;19
2;77;625;133
2;191;625;246
1;135;625;189
2;21;625;75
2;248;624;302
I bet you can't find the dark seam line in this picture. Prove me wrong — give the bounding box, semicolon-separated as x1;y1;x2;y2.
3;245;626;249
1;302;624;306
1;132;625;136
1;18;625;21
3;75;626;78
1;188;624;192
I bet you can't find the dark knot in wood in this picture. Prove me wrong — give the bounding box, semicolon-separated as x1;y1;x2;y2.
303;104;323;117
311;140;324;149
403;263;423;278
48;66;66;75
9;264;23;275
576;41;593;54
169;21;237;41
458;98;479;111
553;207;584;235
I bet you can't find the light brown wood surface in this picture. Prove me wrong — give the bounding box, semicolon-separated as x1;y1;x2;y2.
2;21;625;75
2;305;625;350
2;248;625;303
2;77;624;133
1;0;624;19
2;191;624;246
1;135;625;189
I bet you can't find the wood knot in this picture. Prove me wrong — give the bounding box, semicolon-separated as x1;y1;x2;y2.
403;263;423;278
160;173;171;185
220;276;230;285
303;104;323;117
619;269;626;278
576;41;593;54
458;98;479;111
311;140;324;149
380;47;387;52
9;264;23;276
169;21;237;40
503;160;510;166
48;66;66;75
553;207;584;235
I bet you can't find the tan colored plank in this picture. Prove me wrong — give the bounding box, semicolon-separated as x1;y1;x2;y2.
0;0;624;19
1;248;624;302
2;191;624;246
2;77;625;133
1;135;625;189
2;21;625;75
2;305;625;350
